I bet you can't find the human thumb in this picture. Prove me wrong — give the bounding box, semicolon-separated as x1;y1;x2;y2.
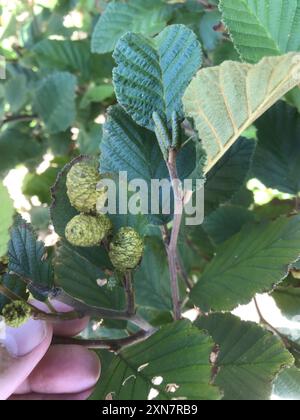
0;317;52;400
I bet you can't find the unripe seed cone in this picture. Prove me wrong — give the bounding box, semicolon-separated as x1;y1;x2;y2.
2;301;31;328
109;227;144;272
66;161;107;213
65;214;112;247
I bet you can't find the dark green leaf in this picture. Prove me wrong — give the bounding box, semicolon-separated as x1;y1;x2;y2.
273;366;300;400
203;205;255;245
252;101;300;195
8;220;54;300
91;0;173;54
113;24;202;130
23;167;60;205
0;127;45;176
0;273;28;312
191;215;300;312
54;244;124;310
135;236;172;312
0;182;14;258
273;286;300;321
100;105;204;225
198;313;294;400
199;10;222;51
205;137;255;213
34;71;77;134
219;0;300;63
91;320;221;400
5;74;27;112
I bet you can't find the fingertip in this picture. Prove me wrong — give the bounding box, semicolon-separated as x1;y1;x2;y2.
28;345;101;395
52;316;90;337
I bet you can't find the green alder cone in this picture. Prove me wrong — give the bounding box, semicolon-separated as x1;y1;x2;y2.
2;301;32;328
66;161;108;213
65;214;112;247
109;227;144;272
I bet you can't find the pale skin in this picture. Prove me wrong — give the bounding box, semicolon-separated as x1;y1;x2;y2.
0;303;101;400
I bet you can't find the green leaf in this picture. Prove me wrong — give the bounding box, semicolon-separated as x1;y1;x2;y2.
219;0;300;63
113;24;202;130
205;137;255;213
183;52;300;174
273;287;300;321
197;313;294;400
286;87;300;113
49;130;72;156
191;215;300;312
34;71;77;134
8;220;54;300
0;183;14;258
78;123;102;155
5;74;27;112
135;236;172;311
91;0;173;54
252;101;300;195
100;105;204;225
178;224;216;272
213;40;240;65
23;167;60;205
203;205;255;245
50;156;112;269
80;84;114;109
32;39;91;80
199;10;223;51
91;320;221;400
0;273;28;312
54;245;124;310
0;127;45;176
273;367;300;400
253;199;295;221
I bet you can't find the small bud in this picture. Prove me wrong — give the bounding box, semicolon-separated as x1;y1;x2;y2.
109;227;144;272
66;161;107;213
0;255;8;265
65;214;112;247
2;301;32;328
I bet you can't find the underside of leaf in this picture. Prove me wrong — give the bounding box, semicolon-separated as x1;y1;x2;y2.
183;52;300;173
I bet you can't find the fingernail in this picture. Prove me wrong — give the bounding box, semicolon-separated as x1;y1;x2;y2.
0;317;47;357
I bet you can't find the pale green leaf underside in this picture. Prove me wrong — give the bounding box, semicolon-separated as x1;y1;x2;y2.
0;183;14;257
273;367;300;400
91;0;172;54
198;314;294;400
191;215;300;312
219;0;300;63
113;24;202;130
183;53;300;173
91;321;221;400
34;71;77;134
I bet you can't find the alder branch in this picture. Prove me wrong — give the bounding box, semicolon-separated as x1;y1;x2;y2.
52;328;157;351
0;114;38;127
166;149;184;320
162;225;192;291
0;284;79;322
253;297;295;348
3;274;152;331
123;271;135;316
197;0;217;10
176;253;193;290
